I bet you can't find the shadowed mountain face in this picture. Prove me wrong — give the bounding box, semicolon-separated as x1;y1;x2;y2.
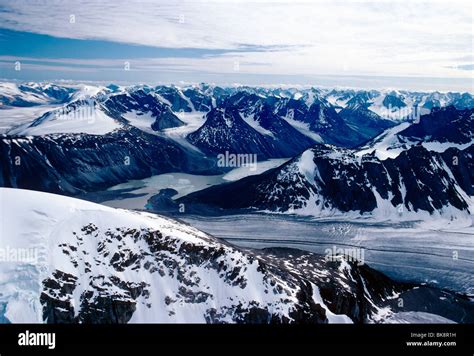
383;93;407;109
187;107;277;159
398;106;473;144
103;89;185;130
339;106;395;141
274;96;373;147
253;105;318;156
0;129;218;195
187;105;318;159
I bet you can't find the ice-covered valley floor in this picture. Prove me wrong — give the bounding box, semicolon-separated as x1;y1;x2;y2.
181;214;474;295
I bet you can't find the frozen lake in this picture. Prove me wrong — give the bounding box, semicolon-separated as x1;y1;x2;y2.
93;158;290;209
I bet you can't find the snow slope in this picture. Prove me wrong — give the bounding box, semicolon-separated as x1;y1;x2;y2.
2;188;391;324
8;102;121;136
356;122;412;160
122;110;157;135
282;115;324;142
0;105;62;134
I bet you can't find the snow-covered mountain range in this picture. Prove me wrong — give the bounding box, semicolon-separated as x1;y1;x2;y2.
1;81;473;219
1;81;473;200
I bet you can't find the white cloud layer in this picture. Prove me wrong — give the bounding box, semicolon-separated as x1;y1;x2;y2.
0;0;472;80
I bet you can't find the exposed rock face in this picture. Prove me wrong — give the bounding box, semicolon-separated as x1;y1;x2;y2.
275;96;369;147
2;185;473;325
383;94;407;109
2;84;472;202
154;86;194;112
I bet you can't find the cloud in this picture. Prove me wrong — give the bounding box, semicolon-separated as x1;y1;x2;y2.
455;64;474;71
0;0;472;86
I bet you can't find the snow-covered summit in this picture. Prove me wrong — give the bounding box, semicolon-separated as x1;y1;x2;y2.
0;188;392;324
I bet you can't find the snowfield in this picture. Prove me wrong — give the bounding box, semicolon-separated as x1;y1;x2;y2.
0;105;62;134
8;103;121;136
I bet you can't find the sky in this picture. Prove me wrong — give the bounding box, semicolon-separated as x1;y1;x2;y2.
0;0;472;91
